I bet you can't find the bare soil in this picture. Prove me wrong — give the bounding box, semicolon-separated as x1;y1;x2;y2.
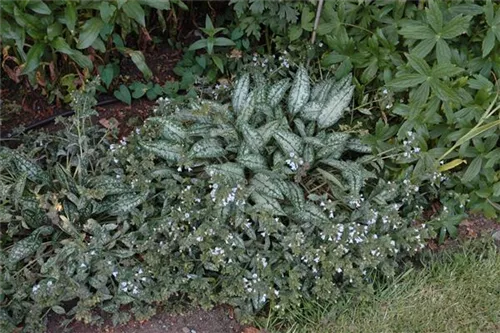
46;306;253;333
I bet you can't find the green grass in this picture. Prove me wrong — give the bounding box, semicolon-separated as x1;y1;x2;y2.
260;240;500;333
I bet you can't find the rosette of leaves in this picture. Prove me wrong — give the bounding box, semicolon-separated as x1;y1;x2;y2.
138;67;428;315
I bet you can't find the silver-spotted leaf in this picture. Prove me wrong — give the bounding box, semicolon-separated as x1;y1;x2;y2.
273;130;304;157
206;163;246;182
241;123;264;153
300;101;324;121
268;79;291;107
250;173;284;200
288;66;310;115
317;74;354;129
189;138;225;158
140;141;183;163
232;73;250;113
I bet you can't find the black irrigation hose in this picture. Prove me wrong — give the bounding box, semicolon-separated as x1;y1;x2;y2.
1;97;119;139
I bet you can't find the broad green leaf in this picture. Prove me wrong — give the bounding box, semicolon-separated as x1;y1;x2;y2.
441;15;471;39
212;54;224;73
431;63;464;78
482;29;496;57
21;43;45;75
99;2;116;23
408;53;432;75
426;0;443;32
461;156;482;183
236;153;268;171
214;37;236;47
429;79;460;103
77;18;104;49
27;0;51;15
114;85;132;105
139;0;172;10
189;39;207;51
241;123;264;153
52;38;92;69
435;39;451;63
126;50;152;80
411;38;436;59
398;21;435;39
289;25;302;41
122;0;146;26
64;3;77;32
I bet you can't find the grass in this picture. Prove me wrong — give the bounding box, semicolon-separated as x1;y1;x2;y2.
259;239;500;333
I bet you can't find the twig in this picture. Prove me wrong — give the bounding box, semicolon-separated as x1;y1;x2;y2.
311;0;325;45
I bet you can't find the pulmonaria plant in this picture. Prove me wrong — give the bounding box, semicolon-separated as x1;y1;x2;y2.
136;66;429;315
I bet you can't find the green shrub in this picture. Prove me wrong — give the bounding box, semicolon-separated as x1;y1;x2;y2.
0;0;187;103
0;68;429;331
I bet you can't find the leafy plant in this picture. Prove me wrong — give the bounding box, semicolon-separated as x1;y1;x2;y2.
189;15;236;74
0;68;429;331
0;0;183;104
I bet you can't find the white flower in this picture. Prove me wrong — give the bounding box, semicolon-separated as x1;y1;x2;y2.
32;284;40;293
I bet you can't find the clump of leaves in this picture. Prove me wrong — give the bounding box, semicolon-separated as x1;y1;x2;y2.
0;68;429;331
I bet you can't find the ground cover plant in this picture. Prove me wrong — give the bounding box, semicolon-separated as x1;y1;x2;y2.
1;0;500;332
0;66;433;332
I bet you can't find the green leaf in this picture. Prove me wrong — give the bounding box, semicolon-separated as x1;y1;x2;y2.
236;153;268;171
398;21;435;39
214;37;236;47
51;306;66;315
212;54;224;73
114;85;132;105
461;156;482;183
52;38;92;69
435;39;451;63
429;79;460;103
77;18;104;49
130;82;148;98
122;0;146;26
288;66;310;115
189;39;208;51
441;15;471;39
408;53;432;75
411;38;437;59
431;63;463;78
482;29;496;57
289;25;302;41
27;0;51;15
21;43;45;75
64;3;77;32
387;74;426;89
99;2;117;23
139;0;172;10
126;50;152;80
426;0;443;32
